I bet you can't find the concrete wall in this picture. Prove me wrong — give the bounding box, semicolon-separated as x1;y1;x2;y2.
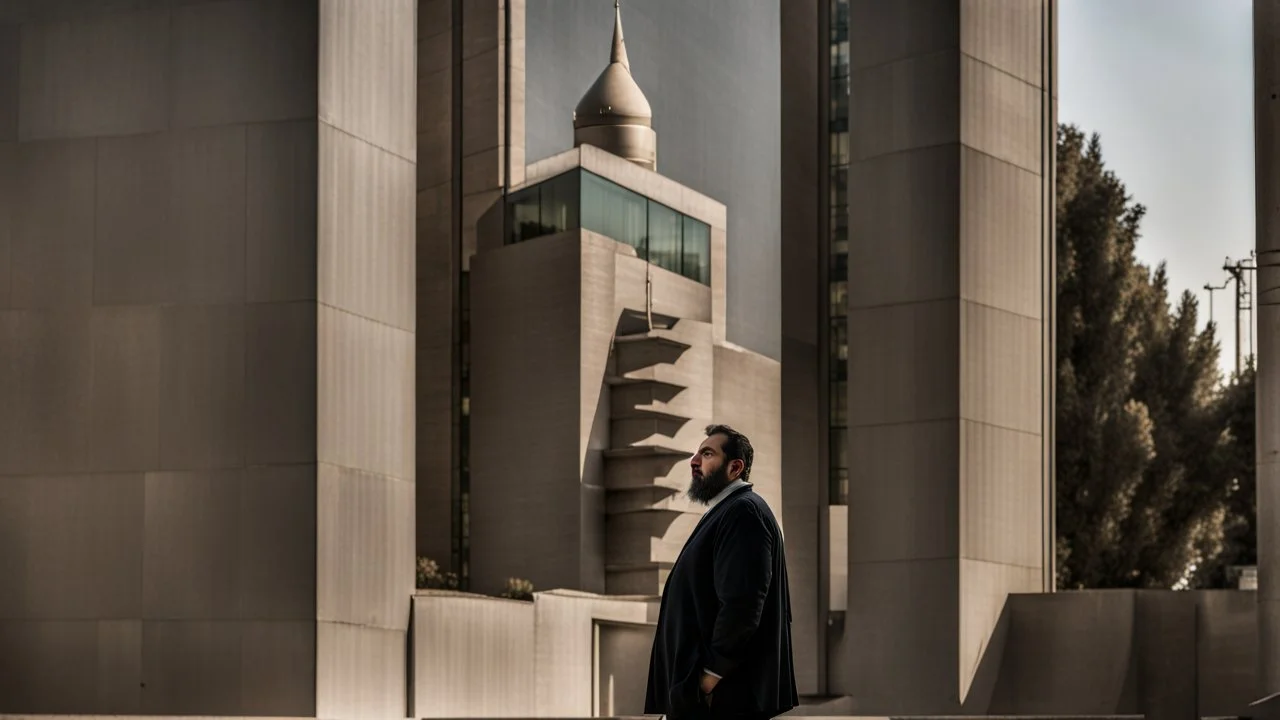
1254;0;1280;697
415;0;458;575
412;592;536;718
315;2;418;718
844;1;1055;712
533;590;658;718
779;0;827;697
470;231;587;596
595;621;657;718
410;590;658;719
524;0;781;360
713;344;783;522
0;1;318;715
0;1;416;717
977;591;1257;719
415;0;527;573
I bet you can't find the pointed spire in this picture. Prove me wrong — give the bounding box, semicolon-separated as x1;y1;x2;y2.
611;0;630;72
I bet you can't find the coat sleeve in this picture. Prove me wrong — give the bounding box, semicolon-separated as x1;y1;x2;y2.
704;502;774;678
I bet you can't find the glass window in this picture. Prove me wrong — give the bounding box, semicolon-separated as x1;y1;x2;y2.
830;251;848;282
830;468;849;506
830;380;847;426
830;318;847;364
831;0;849;43
648;202;683;276
830;280;847;318
681;216;711;285
830;428;848;471
582;171;648;257
508;186;542;244
539;170;580;236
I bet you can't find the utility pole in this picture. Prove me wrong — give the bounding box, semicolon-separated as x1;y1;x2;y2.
1224;253;1258;376
1205;279;1229;329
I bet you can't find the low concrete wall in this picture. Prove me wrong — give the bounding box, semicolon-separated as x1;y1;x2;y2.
412;589;659;719
412;592;536;718
967;590;1258;719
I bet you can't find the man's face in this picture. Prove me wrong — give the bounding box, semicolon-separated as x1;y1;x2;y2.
688;433;741;504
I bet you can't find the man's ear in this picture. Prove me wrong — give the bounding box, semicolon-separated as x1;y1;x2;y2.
729;458;745;480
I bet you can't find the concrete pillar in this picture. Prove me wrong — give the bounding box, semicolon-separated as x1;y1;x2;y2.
844;1;1056;713
416;0;525;580
1254;0;1280;697
0;1;416;717
779;0;827;697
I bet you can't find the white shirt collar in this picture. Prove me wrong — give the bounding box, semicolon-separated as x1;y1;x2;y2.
706;479;750;510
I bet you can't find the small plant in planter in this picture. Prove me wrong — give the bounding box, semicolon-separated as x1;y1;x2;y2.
416;556;459;590
500;577;534;601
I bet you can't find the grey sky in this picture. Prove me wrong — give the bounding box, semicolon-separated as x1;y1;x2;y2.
1059;0;1255;379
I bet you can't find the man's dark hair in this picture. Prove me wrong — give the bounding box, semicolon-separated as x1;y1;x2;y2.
705;424;754;482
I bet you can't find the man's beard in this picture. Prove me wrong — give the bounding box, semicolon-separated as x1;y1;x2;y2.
688;464;732;505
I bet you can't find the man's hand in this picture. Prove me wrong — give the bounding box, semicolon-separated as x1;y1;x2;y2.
700;671;719;695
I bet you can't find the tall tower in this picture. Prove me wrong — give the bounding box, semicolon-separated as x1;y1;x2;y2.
573;1;658;170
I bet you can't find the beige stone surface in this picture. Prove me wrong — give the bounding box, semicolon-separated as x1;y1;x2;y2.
851;50;961;161
849;0;960;70
848;299;961;427
1256;0;1280;692
18;8;169;139
959;301;1042;435
957;558;1040;700
317;122;417;333
319;0;416;161
316;304;415;483
90;306;161;471
848;145;961;308
245;302;317;466
845;558;961;714
959;55;1043;175
960;0;1046;88
11;139;95;308
713;343;783;520
157;304;246;471
960;420;1043;569
959;147;1043;319
848;420;960;563
469;233;586;595
411;593;535;718
596;620;657;717
0;0;423;716
1197;591;1260;713
843;1;1053;710
315;622;406;720
316;463;414;631
0;474;144;619
246;121;318;304
413;0;455;568
0;142;11;306
534;591;659;717
827;506;848;612
779;0;824;680
169;0;318;128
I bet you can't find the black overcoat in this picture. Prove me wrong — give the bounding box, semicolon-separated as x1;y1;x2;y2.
644;484;798;720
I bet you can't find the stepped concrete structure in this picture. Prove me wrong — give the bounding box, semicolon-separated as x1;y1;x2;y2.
0;0;1276;718
465;3;780;599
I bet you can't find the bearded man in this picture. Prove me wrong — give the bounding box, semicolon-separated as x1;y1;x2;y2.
644;424;798;720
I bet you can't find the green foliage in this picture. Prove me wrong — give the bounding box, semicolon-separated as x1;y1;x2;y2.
1055;124;1255;589
416;556;460;591
500;577;535;601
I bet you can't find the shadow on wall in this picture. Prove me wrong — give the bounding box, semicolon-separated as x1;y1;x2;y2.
964;590;1257;717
